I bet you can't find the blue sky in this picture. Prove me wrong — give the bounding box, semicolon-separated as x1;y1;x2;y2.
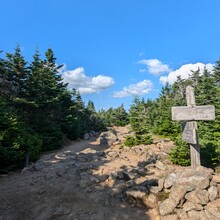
1;0;220;110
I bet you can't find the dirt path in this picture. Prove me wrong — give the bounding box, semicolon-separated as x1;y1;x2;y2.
0;127;174;220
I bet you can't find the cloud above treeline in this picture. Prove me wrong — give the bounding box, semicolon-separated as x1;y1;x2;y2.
138;59;171;75
113;80;153;98
61;60;215;99
62;67;114;94
160;63;214;85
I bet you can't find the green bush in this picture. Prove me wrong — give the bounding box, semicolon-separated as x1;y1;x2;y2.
124;134;153;147
124;135;137;147
169;138;190;166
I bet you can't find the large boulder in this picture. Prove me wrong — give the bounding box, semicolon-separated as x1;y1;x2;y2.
99;131;118;147
173;166;213;191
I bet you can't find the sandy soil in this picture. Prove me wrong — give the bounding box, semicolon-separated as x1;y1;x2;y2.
0;127;171;220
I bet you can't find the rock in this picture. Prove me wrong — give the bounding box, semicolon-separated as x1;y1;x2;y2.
80;172;90;181
84;133;90;140
159;185;187;216
185;189;209;205
79;180;90;188
33;162;45;171
208;185;218;201
161;214;178;220
112;182;126;195
143;193;157;208
176;209;188;219
163;138;171;142
89;176;100;184
118;171;131;181
187;210;208;220
106;151;119;159
205;198;220;219
99;131;118;147
212;174;220;184
158;178;165;191
183;201;203;211
159;198;177;216
155;160;166;170
169;186;187;207
126;186;148;199
21;166;33;174
51;207;71;216
164;173;176;189
125;180;136;188
173;166;212;191
98;174;109;182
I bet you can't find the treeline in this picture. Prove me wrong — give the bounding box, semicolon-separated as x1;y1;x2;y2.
1;46;220;171
128;61;220;168
0;46;107;172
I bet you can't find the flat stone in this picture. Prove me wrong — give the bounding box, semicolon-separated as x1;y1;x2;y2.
185;189;209;205
161;214;178;220
155;160;166;170
187;210;209;220
159;198;176;216
212;174;220;183
183;201;203;211
164;173;176;189
126;186;148;199
176;209;188;219
205;198;220;219
169;186;187;207
173;166;212;191
208;185;218;201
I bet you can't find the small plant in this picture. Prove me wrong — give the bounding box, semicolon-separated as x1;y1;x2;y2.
119;145;124;149
157;191;170;202
124;135;137;147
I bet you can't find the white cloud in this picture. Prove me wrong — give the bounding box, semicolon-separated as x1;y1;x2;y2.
159;63;214;85
138;59;171;75
113;80;153;98
62;67;115;94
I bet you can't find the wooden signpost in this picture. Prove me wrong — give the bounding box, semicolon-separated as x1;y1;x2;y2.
172;86;215;168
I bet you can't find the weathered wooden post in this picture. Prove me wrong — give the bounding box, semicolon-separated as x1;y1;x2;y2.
172;86;215;168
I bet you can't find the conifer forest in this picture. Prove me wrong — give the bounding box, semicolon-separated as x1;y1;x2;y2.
1;46;220;172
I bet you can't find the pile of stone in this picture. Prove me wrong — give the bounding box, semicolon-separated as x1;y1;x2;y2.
83;130;100;140
159;166;220;220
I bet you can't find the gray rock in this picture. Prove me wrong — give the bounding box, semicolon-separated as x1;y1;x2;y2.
106;151;119;159
169;186;187;207
188;210;211;220
84;133;90;140
33;162;45;171
183;201;203;211
205;198;220;219
173;166;212;191
159;198;177;216
161;214;178;220
51;207;71;216
89;175;100;184
118;171;131;181
208;185;218;201
99;131;118;147
155;160;166;170
125;180;136;188
164;173;176;189
185;189;209;205
126;186;148;199
98;174;109;182
176;209;188;219
79;180;90;188
143;193;157;208
212;174;220;184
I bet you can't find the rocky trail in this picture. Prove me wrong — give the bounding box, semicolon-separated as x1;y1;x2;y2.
1;126;220;220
